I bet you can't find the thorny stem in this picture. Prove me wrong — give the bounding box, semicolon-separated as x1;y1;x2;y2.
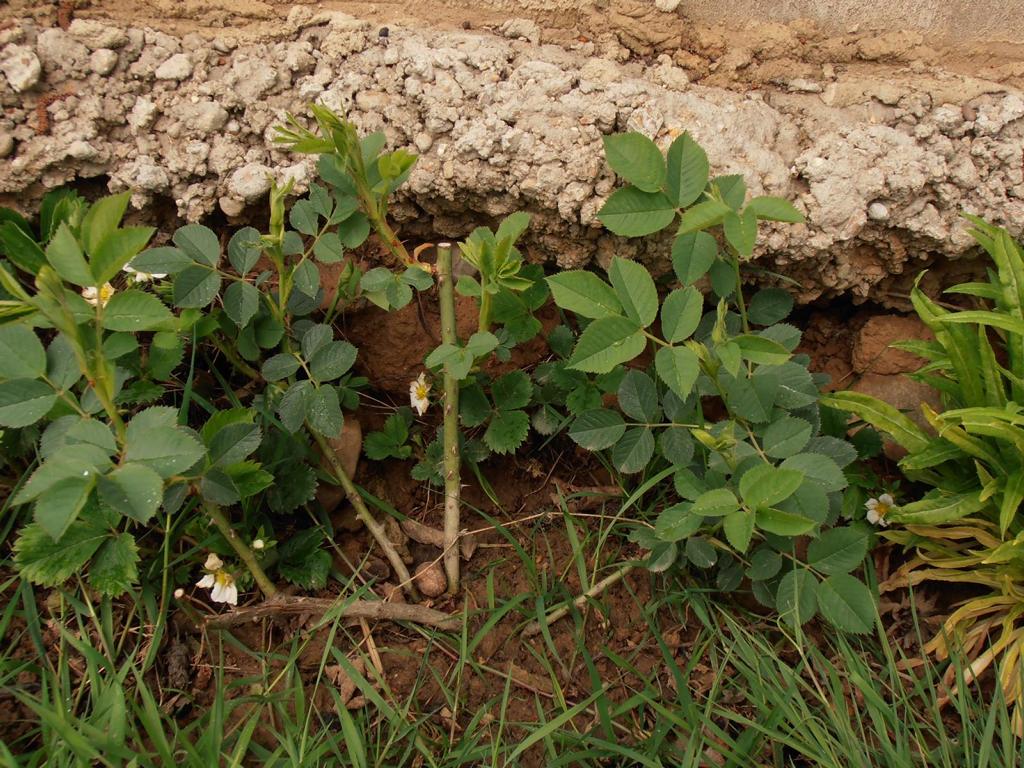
205;501;278;599
437;243;461;594
311;428;419;600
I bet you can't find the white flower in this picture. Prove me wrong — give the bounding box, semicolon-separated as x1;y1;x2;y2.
865;493;895;527
82;282;115;307
123;264;167;283
173;588;185;599
410;372;431;416
252;538;265;551
195;552;238;605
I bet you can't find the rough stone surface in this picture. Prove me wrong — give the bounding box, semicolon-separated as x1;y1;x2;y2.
0;45;40;92
89;49;119;76
852;315;934;375
1;10;1023;304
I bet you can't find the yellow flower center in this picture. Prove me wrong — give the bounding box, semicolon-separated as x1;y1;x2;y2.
214;571;234;587
414;383;429;400
875;501;891;516
98;283;115;304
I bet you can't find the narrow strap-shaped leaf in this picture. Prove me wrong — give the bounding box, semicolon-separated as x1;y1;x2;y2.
999;470;1024;535
821;391;929;453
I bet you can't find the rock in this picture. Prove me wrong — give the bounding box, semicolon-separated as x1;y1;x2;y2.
413;562;447;598
327;414;362;481
852;315;934;375
867;201;889;221
499;18;540;45
227;163;273;201
128;97;158;130
655;0;682;11
34;29;90;74
66;140;98;160
68;19;128;50
133;159;170;191
175;100;229;134
90;48;119;76
0;131;13;159
218;195;245;217
154;53;192;81
1;45;40;92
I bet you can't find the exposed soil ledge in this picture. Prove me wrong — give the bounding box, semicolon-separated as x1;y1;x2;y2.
1;2;1023;303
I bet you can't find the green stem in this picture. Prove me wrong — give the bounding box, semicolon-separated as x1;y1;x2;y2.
731;253;751;334
205;501;278;599
478;276;492;334
311;428;419;600
211;334;262;380
372;212;414;267
437;243;461;595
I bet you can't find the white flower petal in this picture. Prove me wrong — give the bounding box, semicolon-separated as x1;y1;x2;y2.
224;583;238;606
879;493;894;506
196;574;215;589
204;552;224;571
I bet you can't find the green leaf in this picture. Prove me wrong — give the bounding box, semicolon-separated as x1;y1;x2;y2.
0;220;45;273
611;426;655;473
740;464;804;509
890;491;984;525
568;409;626;450
777;568;818;625
91;227;155;284
655;345;699;400
763;417;812;459
262;353;301;382
313;233;344;264
103;290;174;332
88;533;139;597
125;427;204;478
280;549;331;590
307;386;343;436
14;519;106;587
746;548;781;580
608;257;658;327
817;574;875;634
723;209;758;258
46;223;92;286
821;391;930;454
603;133;666;192
129;246;193;276
223;281;260;328
685;537;717;568
81;192;130;254
746;196;805;223
568;316;645;373
173;265;221;308
807;527;869;575
780;453;847;492
666;133;709;207
148;332;183;381
679;200;730;234
723;509;755;553
734;334;790;365
207;422;261;466
598;187;676;237
35;476;95;540
755;507;817;536
715;175;747;210
310;341;357;382
97;463;164;523
277;380;313;433
672;231;717;285
228;227;262;274
658;428;694;466
747;289;794;325
338;212;371;248
655;503;701;541
618;370;660;422
660;287;703;343
14;451;105;505
0;378;56;427
545;271;623;319
692;488;739;517
492;371;532;411
484;409;530;454
289;199;320;236
0;324;46;379
173;224;220;267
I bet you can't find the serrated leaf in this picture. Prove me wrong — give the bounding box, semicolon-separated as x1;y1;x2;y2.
661;287;703;343
262;353;301;382
781;453;847;492
310;341;357;382
603;133;666;192
484;409;530;454
277;380;313;433
228;226;262;274
207;422;261;466
45;223;92;286
14;451;105;505
685;536;717;568
97;463;163;523
338;212;371;248
746;548;781;580
611;426;655;473
14;520;106;587
280;550;331;589
666;133;709;207
130;246;193;276
223;281;260;328
807;527;869;575
756;507;817;536
492;371;532;411
307;386;343;436
0;378;56;427
746;196;805;223
0;324;45;379
655;345;699;400
672;231;717;285
692;488;739;517
568;316;645;373
88;533;139;597
723;508;755;553
608;257;658;327
103;290;174;332
173;224;220;267
763;417;812;459
125;427;204;478
734;334;790;365
35;476;95;540
289;199;320;236
91;227;157;284
598;187;676;237
679;200;730;233
723;209;758;257
568;409;626;450
618;370;660;422
173;265;221;308
658;428;694;466
655;503;701;542
725;371;778;423
817;574;875;634
777;568;817;625
747;288;794;326
545;271;623;319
